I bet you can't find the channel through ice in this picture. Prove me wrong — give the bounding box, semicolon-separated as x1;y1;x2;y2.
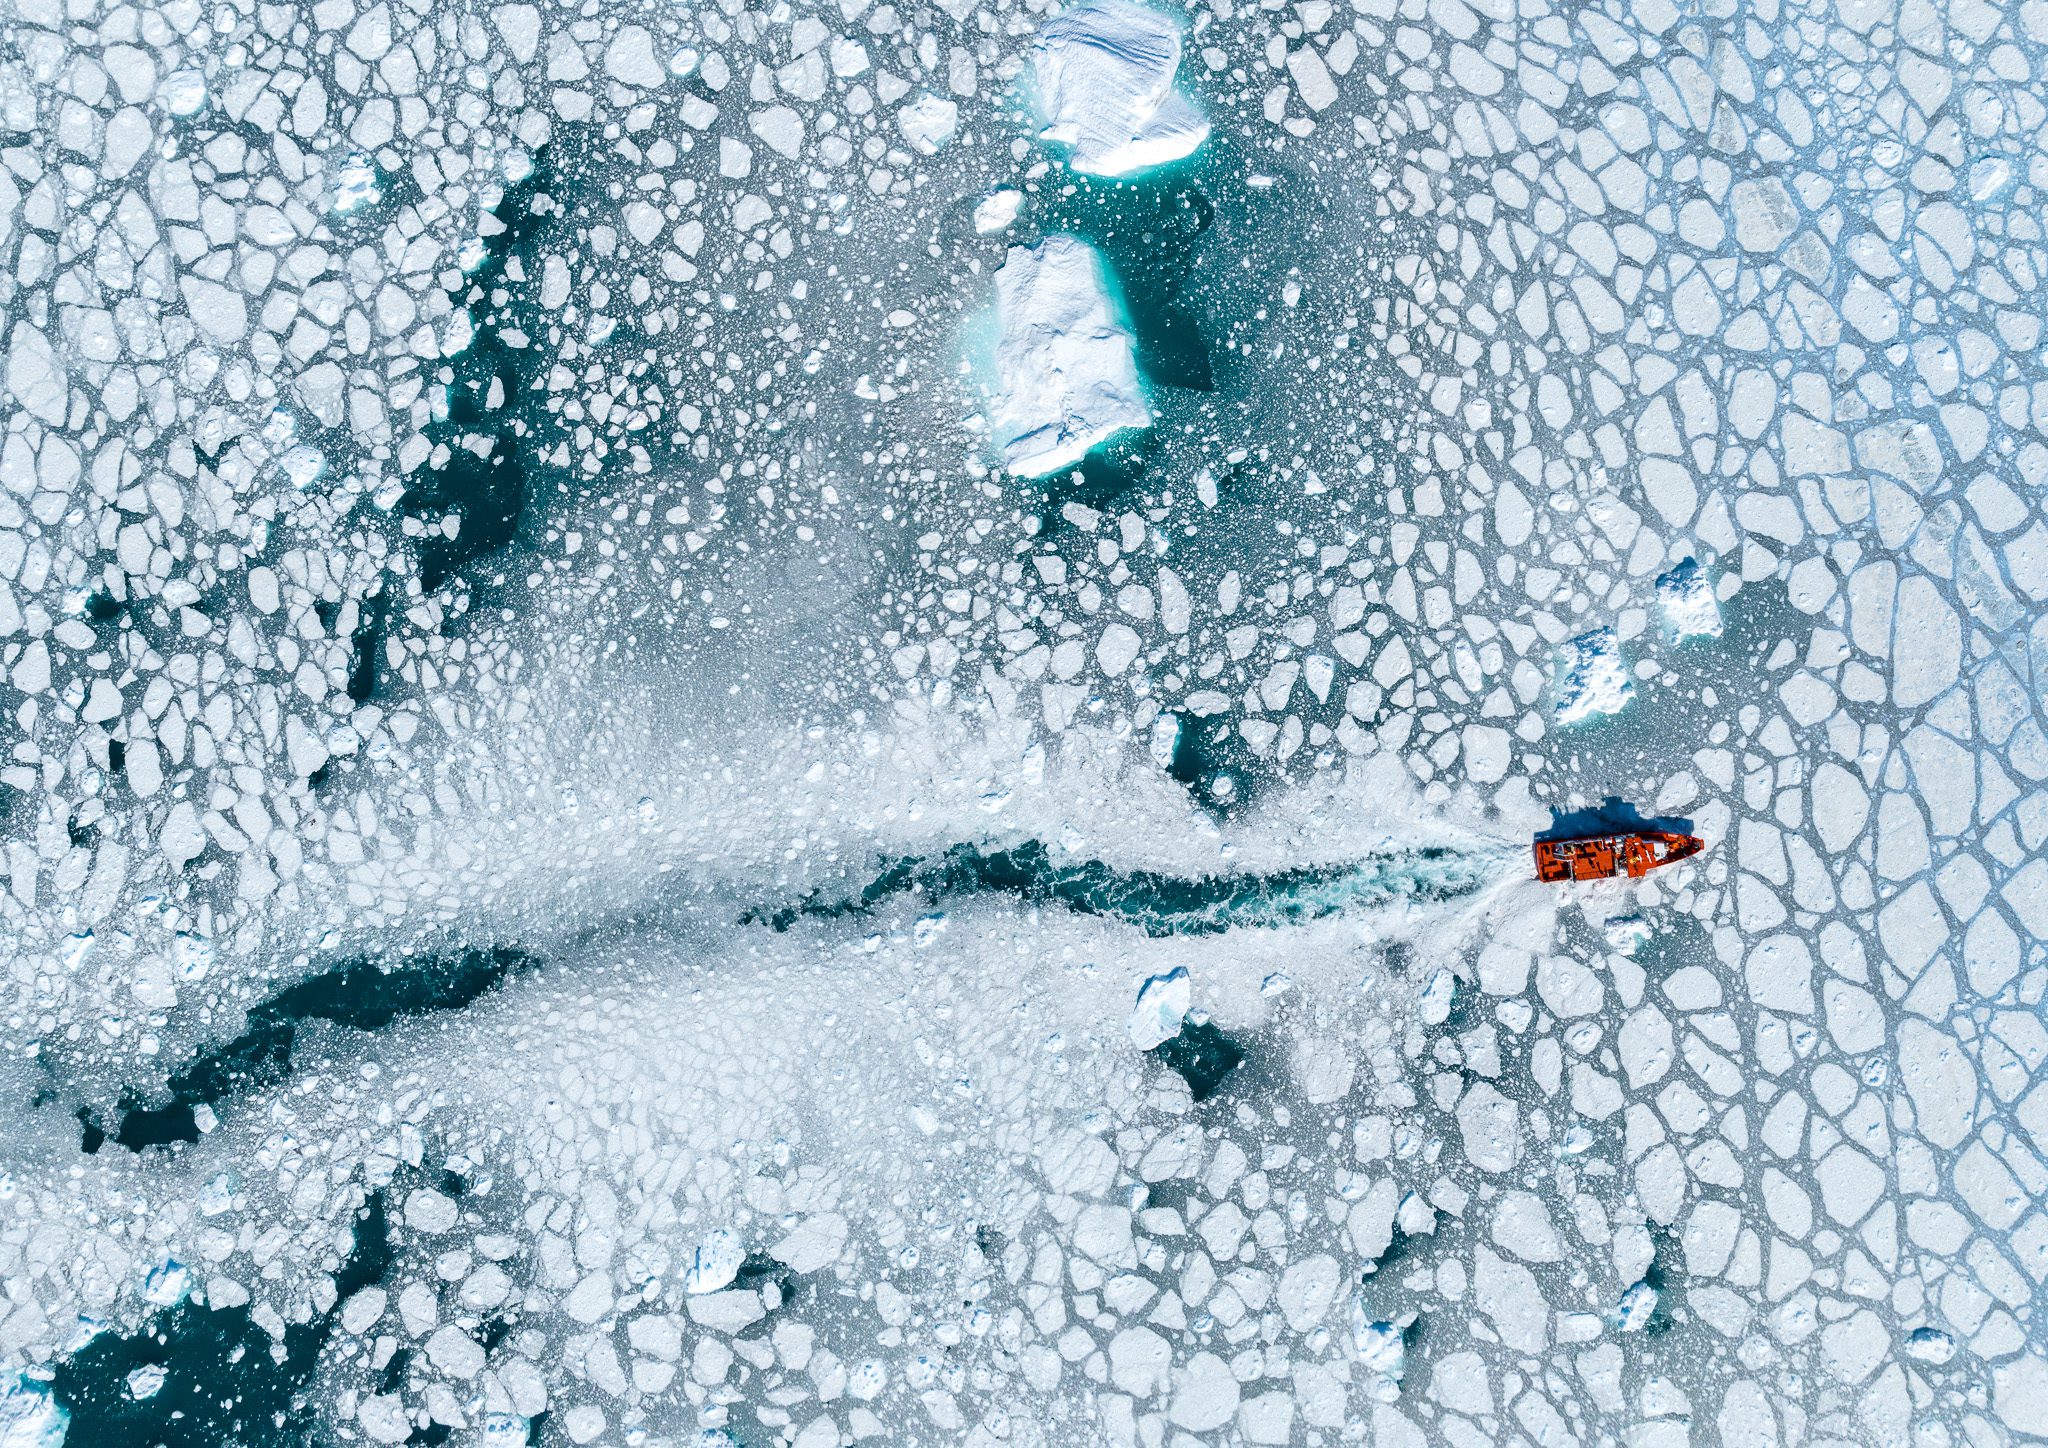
0;0;2045;1445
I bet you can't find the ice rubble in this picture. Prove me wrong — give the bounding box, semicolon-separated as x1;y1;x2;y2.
1030;0;1209;177
989;234;1152;476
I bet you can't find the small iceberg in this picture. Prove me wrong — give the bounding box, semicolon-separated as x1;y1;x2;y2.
1350;1305;1411;1402
682;1229;747;1295
1656;557;1722;639
333;153;382;214
990;235;1151;477
1128;966;1190;1050
1031;0;1208;178
480;1412;531;1443
1616;1278;1658;1331
973;188;1024;234
1553;628;1633;724
1903;1326;1955;1363
142;1257;190;1306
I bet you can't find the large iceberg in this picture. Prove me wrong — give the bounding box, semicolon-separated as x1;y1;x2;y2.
990;235;1152;477
1031;0;1209;177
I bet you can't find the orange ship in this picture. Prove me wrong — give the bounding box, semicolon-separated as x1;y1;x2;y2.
1534;829;1703;883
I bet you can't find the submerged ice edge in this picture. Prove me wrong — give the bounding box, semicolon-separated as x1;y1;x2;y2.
748;837;1514;937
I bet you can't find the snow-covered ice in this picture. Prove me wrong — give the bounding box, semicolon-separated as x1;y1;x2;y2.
0;1379;66;1448
7;0;2046;1442
1030;0;1209;177
1552;628;1635;724
1127;966;1190;1049
972;188;1025;234
989;234;1152;476
1657;557;1723;639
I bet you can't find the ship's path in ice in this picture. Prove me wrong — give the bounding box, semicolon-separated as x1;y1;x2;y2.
0;0;2045;1444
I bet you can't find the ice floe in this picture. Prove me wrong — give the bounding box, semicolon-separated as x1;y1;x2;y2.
1030;0;1209;177
1657;557;1723;639
1127;965;1190;1049
7;0;2048;1442
1553;628;1635;724
989;234;1152;476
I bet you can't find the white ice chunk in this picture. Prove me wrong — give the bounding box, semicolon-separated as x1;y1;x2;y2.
771;1213;848;1274
751;105;804;159
990;235;1151;477
1351;1306;1408;1401
896;94;958;153
426;1323;486;1380
1657;557;1722;638
341;1288;387;1335
0;1376;66;1448
125;1364;166;1400
1031;0;1208;177
683;1229;747;1295
404;1188;459;1234
1455;1082;1520;1173
603;26;666;87
1276;1254;1341;1331
1097;622;1142;675
1616;1279;1658;1331
1553;628;1634;724
973;188;1024;234
1604;915;1652;955
5;323;68;425
1129;965;1190;1049
142;1258;190;1305
1167;1351;1239;1431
